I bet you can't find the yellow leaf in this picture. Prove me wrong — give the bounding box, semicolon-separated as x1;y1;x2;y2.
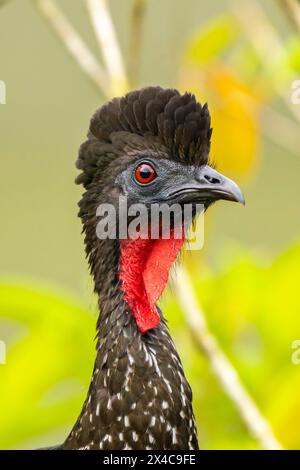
179;65;260;178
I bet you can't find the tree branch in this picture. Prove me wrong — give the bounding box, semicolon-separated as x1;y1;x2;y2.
174;266;283;450
86;0;129;96
128;0;146;87
224;86;300;158
278;0;300;32
231;0;300;124
33;0;110;97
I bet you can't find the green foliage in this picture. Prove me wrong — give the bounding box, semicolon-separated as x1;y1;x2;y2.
165;242;300;449
0;283;95;449
1;242;300;449
273;37;300;85
184;12;300;99
184;15;239;66
0;0;299;452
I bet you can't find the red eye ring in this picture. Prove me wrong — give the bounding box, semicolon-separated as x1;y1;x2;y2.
135;162;156;185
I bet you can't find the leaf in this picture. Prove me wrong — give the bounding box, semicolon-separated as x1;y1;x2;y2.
184;15;239;66
180;65;260;178
165;241;300;449
0;282;95;449
272;37;300;86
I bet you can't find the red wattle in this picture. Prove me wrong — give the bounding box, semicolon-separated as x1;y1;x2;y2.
119;234;184;333
142;237;185;307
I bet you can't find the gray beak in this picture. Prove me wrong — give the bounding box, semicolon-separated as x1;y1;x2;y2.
194;165;245;205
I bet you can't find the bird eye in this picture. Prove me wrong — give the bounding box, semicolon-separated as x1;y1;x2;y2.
134;162;157;185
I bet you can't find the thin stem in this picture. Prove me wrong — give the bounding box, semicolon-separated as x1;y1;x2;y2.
174;266;283;450
128;0;146;87
86;0;129;96
278;0;300;32
231;0;300;124
261;104;300;156
33;0;110;97
221;87;300;158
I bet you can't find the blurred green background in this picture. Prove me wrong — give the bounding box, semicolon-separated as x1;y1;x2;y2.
0;0;300;449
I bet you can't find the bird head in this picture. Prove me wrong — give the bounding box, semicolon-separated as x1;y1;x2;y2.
76;87;244;333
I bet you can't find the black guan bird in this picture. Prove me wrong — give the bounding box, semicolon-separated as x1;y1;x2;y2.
57;87;244;450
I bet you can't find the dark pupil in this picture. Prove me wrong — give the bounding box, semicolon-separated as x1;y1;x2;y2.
140;166;151;179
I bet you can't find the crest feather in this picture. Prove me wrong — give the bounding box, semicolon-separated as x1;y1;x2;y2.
76;86;212;188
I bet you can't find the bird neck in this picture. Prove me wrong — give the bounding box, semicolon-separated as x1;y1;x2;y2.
64;237;198;449
92;234;185;335
93;236;175;346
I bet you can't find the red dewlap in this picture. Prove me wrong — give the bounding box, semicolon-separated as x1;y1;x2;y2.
120;234;184;333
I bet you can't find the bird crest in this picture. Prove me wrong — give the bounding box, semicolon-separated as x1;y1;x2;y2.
76;86;212;188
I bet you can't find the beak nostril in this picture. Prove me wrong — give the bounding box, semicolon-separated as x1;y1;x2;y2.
204;174;221;185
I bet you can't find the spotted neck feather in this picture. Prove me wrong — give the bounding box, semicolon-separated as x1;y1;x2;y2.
63;238;198;450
